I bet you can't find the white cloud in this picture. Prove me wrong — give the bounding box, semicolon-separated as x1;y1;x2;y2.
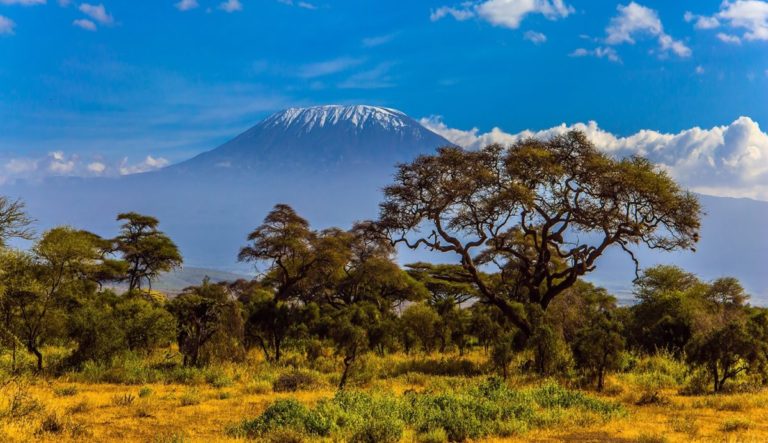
0;15;14;35
695;65;705;74
0;152;170;182
0;0;45;4
689;1;768;43
477;0;573;29
362;33;397;48
73;18;97;31
569;46;620;62
420;116;768;201
606;2;691;57
175;0;199;11
79;3;114;25
684;11;720;29
717;32;742;43
337;62;396;89
524;30;546;44
430;5;474;22
431;0;573;29
119;156;169;175
717;0;768;41
86;161;106;173
219;0;242;12
297;57;364;78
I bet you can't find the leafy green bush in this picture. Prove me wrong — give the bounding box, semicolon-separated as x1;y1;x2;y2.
229;378;624;441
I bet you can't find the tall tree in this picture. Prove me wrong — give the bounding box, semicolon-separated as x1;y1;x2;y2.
378;131;701;340
0;196;34;247
113;212;182;292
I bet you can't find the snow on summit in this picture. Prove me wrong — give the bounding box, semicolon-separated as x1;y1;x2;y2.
262;105;410;133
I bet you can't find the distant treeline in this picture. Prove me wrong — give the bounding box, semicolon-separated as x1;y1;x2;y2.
1;131;765;393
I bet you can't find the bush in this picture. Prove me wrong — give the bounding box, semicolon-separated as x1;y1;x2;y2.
37;413;65;435
349;419;403;443
180;389;201;406
272;371;320;392
54;386;78;397
112;393;136;407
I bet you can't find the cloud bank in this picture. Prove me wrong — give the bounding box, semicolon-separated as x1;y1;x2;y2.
0;152;169;184
420;116;768;201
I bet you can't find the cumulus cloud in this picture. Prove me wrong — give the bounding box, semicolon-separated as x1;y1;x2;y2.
717;0;768;41
0;152;171;183
605;2;691;57
219;0;242;12
175;0;199;11
73;18;96;31
687;1;768;43
431;0;573;29
0;15;15;35
79;3;113;25
420;116;768;201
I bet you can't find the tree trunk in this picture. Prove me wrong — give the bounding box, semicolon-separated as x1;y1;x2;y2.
28;343;42;371
339;354;355;390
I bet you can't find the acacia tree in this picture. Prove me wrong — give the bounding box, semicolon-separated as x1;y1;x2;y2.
238;204;320;363
113;212;182;292
7;227;109;370
378;131;701;340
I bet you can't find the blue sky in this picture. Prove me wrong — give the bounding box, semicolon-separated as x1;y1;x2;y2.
1;0;767;181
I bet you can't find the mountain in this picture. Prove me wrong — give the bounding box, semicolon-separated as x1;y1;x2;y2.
169;105;451;173
109;267;250;295
2;105;767;303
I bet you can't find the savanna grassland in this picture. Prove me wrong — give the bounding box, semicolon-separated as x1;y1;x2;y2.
2;133;768;442
2;348;768;442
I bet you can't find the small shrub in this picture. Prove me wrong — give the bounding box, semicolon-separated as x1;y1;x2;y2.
722;418;751;432
112;393;136;407
206;372;233;388
135;404;156;418
67;400;91;414
272;371;320;392
349;419;403;443
415;428;448;443
2;388;43;419
668;414;699;439
138;387;153;398
243;380;271;395
37;413;65;435
54;386;78;397
263;428;305;443
218;391;232;400
635;433;668;443
180;389;201;406
229;399;313;438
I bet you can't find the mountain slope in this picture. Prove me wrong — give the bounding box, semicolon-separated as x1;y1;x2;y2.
168;105;452;173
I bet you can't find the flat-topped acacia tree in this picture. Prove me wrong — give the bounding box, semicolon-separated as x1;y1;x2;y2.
378;131;701;340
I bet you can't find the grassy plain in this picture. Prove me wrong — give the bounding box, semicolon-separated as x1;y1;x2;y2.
1;349;768;442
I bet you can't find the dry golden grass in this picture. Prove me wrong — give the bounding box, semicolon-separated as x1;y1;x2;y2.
2;350;768;442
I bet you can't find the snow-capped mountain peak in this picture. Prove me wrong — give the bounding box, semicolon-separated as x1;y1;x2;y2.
261;105;410;132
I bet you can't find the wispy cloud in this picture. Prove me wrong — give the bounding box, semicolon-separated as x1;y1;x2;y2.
0;0;45;5
362;32;398;48
0;15;15;35
297;57;364;78
73;18;96;31
79;3;114;25
569;46;621;63
524;30;546;44
219;0;242;12
338;62;396;89
175;0;199;11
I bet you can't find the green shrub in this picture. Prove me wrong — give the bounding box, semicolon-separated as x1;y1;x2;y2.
138;387;153;398
722;418;751;432
53;386;78;397
349;419;403;443
67;400;91;414
179;389;201;406
415;428;448;443
37;413;65;435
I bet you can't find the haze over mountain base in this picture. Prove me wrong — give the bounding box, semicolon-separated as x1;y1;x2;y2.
4;106;766;303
